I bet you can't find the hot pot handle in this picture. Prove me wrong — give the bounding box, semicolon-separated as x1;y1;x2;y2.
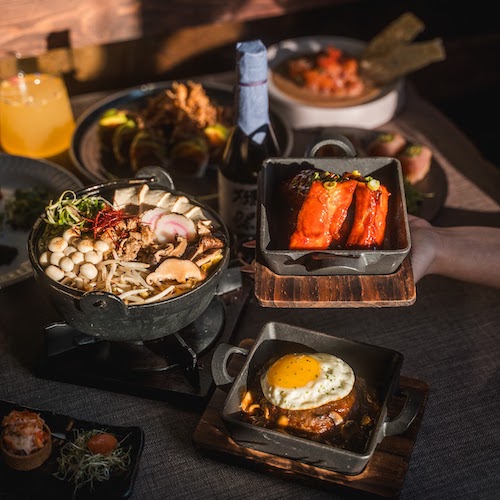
382;387;424;437
211;343;249;386
135;166;175;191
285;252;369;273
306;133;357;158
79;291;129;317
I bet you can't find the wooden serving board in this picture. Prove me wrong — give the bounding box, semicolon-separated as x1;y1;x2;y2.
254;256;416;308
193;372;429;498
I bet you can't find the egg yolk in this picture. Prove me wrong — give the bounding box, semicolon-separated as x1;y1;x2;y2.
266;353;321;389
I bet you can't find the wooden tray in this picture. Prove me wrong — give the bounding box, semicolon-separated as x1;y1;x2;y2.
254;255;416;308
194;371;429;498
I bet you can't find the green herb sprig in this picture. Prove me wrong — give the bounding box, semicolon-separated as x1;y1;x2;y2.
43;190;109;231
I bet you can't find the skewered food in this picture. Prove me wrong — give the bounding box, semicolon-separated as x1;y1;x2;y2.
1;410;52;471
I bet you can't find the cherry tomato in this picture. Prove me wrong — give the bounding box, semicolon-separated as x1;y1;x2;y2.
86;432;118;455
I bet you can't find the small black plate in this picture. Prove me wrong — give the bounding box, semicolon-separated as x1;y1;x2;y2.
0;400;144;499
310;126;448;221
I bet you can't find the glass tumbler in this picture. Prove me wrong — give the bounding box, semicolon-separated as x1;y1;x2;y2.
0;72;75;158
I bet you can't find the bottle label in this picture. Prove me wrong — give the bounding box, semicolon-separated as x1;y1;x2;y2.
218;171;258;237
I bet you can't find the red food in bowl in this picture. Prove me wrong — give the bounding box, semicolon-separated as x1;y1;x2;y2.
1;410;52;471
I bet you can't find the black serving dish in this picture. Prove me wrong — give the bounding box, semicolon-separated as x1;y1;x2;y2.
211;322;423;475
257;156;411;276
0;400;144;499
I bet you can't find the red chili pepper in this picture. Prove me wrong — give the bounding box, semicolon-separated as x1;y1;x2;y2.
90;206;135;239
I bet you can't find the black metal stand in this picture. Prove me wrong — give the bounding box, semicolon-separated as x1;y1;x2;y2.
35;280;251;410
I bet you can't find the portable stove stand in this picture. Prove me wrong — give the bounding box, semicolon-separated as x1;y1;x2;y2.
35;270;251;410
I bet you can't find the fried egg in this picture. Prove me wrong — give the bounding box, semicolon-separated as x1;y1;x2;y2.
260;352;355;411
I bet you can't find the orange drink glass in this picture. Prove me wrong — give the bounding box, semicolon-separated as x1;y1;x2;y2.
0;72;75;158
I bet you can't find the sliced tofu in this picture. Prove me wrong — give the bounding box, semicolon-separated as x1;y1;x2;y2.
113;186;139;210
137;184;150;206
157;192;174;210
170;195;193;215
113;186;198;219
141;188;169;211
184;205;208;222
113;184;149;214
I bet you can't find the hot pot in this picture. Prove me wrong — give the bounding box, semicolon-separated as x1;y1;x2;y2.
28;167;230;342
211;322;423;474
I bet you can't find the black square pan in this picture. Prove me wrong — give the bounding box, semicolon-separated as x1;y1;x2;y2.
211;322;423;475
257;157;411;275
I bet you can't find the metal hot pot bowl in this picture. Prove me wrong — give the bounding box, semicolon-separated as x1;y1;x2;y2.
28;167;230;342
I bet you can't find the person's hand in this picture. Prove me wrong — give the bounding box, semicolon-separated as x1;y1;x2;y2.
408;215;500;288
407;214;439;283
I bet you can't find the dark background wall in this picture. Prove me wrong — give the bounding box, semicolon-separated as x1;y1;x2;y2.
1;0;498;166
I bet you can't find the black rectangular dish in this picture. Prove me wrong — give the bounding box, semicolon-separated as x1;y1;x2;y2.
211;322;423;475
0;400;144;499
257;157;411;276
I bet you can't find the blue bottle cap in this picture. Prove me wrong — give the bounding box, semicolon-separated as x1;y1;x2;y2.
236;40;268;85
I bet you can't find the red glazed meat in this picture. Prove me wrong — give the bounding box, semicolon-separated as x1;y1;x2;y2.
346;182;390;249
289;179;357;249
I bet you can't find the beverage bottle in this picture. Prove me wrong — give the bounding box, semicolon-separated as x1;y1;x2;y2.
218;39;281;240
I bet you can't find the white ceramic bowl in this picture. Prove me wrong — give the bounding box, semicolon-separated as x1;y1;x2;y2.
267;36;405;130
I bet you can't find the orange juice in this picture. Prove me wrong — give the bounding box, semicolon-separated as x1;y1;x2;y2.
0;73;75;158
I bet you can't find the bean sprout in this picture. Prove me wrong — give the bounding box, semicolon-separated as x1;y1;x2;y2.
54;429;131;499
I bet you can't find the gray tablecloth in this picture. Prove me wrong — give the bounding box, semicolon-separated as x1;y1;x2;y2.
1;79;499;500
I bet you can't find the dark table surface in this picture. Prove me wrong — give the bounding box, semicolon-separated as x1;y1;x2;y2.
1;75;499;499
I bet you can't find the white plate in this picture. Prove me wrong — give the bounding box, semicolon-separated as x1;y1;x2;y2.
267;36;405;129
0;154;83;289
